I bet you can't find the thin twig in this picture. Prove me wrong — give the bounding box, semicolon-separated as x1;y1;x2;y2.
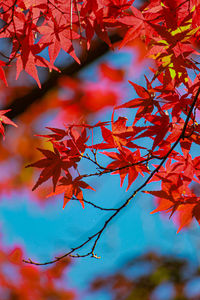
71;197;118;211
81;154;152;178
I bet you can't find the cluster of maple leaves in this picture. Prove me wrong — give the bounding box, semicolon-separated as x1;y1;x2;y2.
1;0;200;235
0;0;134;87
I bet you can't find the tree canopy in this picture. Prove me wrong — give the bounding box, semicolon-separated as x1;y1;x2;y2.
0;0;200;281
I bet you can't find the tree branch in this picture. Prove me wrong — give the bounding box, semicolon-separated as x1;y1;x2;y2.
23;86;200;266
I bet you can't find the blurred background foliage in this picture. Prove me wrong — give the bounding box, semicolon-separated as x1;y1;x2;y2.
90;252;200;300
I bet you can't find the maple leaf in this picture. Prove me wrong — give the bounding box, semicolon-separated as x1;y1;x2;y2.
102;148;149;190
135;113;170;150
145;160;200;232
47;175;95;209
149;157;193;191
118;6;145;48
26;146;72;192
144;190;175;214
161;91;191;121
0;110;18;138
39;17;80;65
176;201;199;233
116;79;157;124
37;127;68;141
37;127;89;168
91;115;144;150
64;127;89;157
16;41;59;88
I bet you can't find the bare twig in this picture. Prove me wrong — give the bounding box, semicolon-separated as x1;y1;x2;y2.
71;197;118;211
80;154;152;178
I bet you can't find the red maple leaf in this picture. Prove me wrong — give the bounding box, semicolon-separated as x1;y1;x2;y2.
47;175;95;209
118;6;145;48
136;113;170;150
102;148;149;190
116;79;157;124
39;15;80;65
146;189;200;233
26;146;72;192
91;115;144;150
176;200;200;233
0;110;18;138
37;127;68;141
